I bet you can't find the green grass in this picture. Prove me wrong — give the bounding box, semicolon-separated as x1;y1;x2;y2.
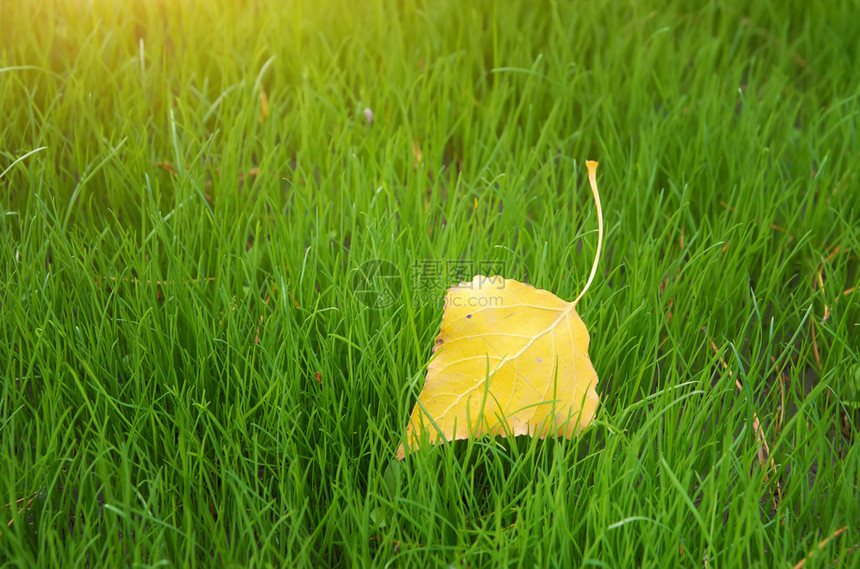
1;0;859;566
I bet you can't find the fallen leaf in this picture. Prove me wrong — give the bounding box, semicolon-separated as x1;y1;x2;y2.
396;276;600;458
397;161;603;458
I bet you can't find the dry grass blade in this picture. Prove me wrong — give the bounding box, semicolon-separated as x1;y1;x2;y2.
709;340;781;508
791;527;848;569
0;491;38;539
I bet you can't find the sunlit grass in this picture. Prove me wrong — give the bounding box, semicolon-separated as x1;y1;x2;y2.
1;0;858;567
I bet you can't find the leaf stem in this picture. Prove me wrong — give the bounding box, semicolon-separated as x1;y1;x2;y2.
572;160;603;307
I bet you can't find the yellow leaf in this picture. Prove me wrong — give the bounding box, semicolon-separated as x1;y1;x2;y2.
397;161;603;459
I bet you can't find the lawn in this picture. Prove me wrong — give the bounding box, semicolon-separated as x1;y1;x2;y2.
1;0;859;567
